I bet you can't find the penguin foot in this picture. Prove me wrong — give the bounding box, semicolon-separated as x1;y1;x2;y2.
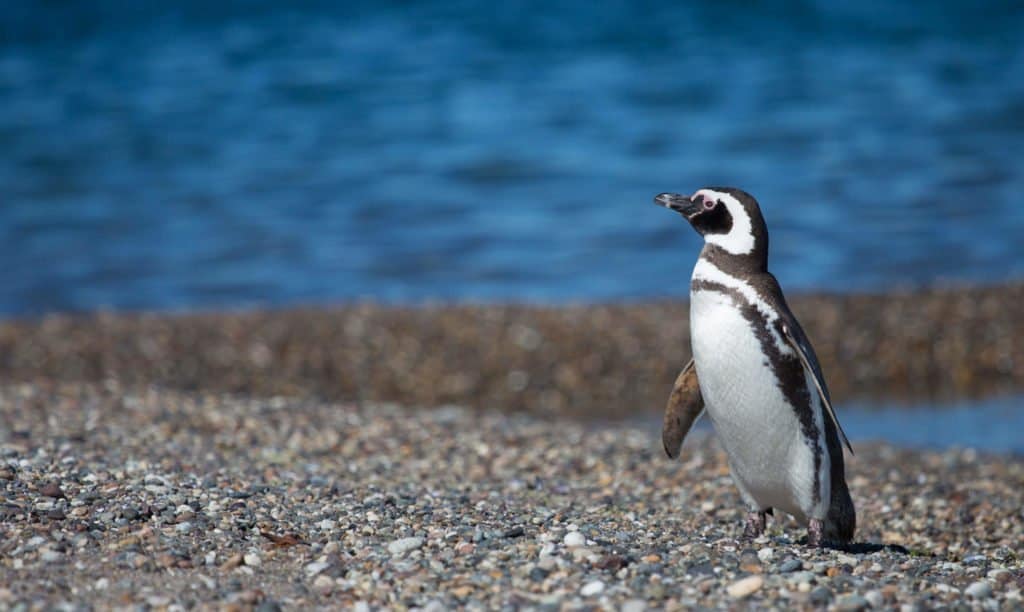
807;518;825;547
742;510;768;539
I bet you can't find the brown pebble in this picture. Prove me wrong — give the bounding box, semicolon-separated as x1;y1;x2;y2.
40;482;65;499
827;567;841;578
220;553;244;570
595;554;629;571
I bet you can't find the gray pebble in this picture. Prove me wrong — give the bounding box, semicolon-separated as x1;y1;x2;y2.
779;558;803;573
387;536;424;555
835;594;870;611
809;586;833;605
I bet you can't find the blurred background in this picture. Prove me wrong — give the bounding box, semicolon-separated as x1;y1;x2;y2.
1;2;1022;450
2;1;1023;316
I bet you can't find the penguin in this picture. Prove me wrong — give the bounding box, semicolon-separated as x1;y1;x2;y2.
654;187;855;547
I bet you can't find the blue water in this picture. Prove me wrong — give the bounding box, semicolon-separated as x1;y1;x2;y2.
3;2;1024;316
660;394;1024;454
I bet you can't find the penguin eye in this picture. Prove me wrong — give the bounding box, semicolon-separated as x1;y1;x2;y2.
704;199;716;210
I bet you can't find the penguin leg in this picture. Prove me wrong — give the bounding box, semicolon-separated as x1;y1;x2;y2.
742;510;770;539
807;518;825;548
728;462;770;539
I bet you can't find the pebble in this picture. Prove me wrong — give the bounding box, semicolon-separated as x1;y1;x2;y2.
726;575;763;599
304;561;331;577
387;537;424;555
2;383;1024;610
313;575;333;591
621;599;647;612
779;558;802;573
39;482;65;499
243;552;262;567
580;580;605;596
809;585;833;605
835;594;870;611
964;580;993;599
865;589;885;608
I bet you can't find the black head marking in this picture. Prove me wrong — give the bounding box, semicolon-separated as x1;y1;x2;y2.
689;193;734;236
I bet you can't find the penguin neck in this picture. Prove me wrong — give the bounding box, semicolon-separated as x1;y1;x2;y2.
698;241;770;278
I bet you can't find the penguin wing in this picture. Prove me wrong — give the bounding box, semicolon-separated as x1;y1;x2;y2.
662;358;705;459
780;320;855;455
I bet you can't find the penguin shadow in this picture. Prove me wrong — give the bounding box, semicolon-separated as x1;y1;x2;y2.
802;539;912;555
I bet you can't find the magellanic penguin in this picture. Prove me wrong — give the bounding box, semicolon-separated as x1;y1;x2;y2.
654;187;855;547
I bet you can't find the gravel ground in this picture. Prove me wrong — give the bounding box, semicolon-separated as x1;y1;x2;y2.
2;383;1022;610
2;283;1022;420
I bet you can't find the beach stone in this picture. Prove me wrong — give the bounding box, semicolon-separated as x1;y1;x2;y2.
809;586;833;605
243;552;261;567
387;537;424;555
581;580;605;596
757;547;774;562
964;580;992;599
40;482;66;498
563;532;586;548
40;549;62;563
779;558;802;573
621;599;647;612
304;561;330;577
726;575;763;599
865;589;885;608
835;594;870;611
313;575;333;591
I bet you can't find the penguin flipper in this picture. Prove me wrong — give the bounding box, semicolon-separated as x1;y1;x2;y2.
662;358;705;459
780;322;854;455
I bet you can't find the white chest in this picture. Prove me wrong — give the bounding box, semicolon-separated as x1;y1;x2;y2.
689;288;823;519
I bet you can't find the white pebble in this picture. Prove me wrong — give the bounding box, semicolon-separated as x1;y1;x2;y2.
304;560;331;576
318;519;336;531
243;552;261;567
563;532;586;548
388;536;424;555
580;580;605;596
621;599;647;612
313;574;333;590
174;522;193;534
757;547;774;562
865;590;884;608
727;575;764;599
965;580;993;599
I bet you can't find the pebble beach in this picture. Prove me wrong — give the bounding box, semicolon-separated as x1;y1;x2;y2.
2;382;1022;610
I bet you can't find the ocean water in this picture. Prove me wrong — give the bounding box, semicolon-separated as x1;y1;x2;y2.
659;394;1024;454
2;1;1024;316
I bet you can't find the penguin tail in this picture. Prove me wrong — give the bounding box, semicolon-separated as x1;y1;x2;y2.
825;480;856;544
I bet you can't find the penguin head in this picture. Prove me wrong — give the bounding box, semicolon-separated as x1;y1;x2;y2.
654;187;768;259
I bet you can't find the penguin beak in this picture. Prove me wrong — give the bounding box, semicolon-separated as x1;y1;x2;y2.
654;193;701;218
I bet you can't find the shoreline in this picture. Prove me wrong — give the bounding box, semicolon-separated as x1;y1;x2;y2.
2;282;1022;419
1;384;1021;608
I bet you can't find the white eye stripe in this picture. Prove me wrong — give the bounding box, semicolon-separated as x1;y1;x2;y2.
694;190;756;255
